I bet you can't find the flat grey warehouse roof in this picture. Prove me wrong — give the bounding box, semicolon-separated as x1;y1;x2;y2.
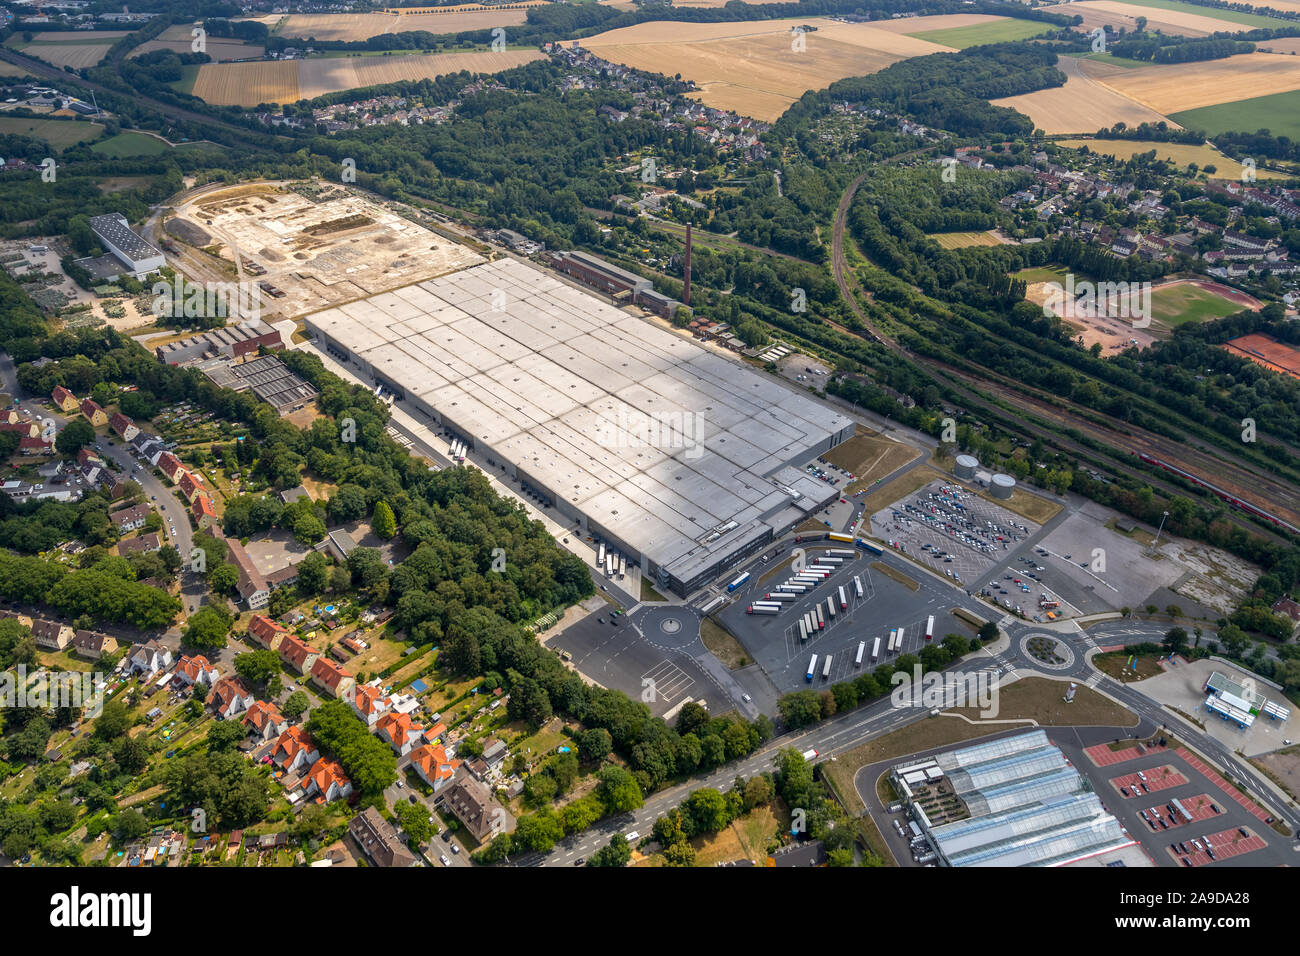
306;258;851;585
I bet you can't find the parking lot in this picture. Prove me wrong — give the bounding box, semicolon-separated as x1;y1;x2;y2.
718;551;970;692
1075;738;1290;867
870;481;1038;595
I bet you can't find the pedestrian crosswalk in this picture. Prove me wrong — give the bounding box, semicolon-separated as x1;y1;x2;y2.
1086;672;1103;688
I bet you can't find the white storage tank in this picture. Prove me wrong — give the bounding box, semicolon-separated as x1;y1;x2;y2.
991;473;1016;499
954;454;978;480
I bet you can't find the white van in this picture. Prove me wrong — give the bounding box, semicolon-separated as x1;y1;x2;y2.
624;830;640;843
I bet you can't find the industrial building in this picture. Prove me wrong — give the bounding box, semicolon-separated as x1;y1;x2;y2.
1203;671;1291;729
87;213;166;278
201;355;318;416
306;257;852;596
155;322;283;366
891;730;1139;867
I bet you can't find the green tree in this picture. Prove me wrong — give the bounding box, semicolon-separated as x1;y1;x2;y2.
373;500;397;540
55;419;95;457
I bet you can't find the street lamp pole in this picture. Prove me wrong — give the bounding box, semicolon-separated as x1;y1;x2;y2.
1152;510;1169;550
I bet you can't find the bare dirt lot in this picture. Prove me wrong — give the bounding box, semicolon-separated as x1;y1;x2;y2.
169;182;483;317
992;54;1174;134
582;17;956;121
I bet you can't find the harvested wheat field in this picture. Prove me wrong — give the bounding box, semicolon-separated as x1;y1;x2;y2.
31;31;130;41
1256;37;1300;54
869;13;1012;33
296;50;542;99
583;18;955;121
19;41;113;70
1057;137;1289;179
276;5;540;41
992;54;1173;134
1042;0;1226;37
134;24;264;60
192;61;300;107
193;50;542;105
1095;52;1300;113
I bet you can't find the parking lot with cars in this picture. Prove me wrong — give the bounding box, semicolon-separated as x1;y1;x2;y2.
870;482;1039;592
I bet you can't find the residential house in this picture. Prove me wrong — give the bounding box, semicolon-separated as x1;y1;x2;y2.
247;613;291;651
441;773;515;843
243;700;289;743
52;386;79;412
376;711;424;756
278;635;319;674
272;726;319;772
226;538;269;610
109;412;139;442
191;492;218;529
31;618;74;651
157;452;183;482
352;683;390;727
71;629;118;660
208;676;256;720
110;503;151;533
126;639;172;677
174;654;220;689
310;657;355;701
79;398;108;427
409;743;459;793
301;757;352;804
118;532;161;556
177;470;201;503
482;738;509;770
349;806;420;867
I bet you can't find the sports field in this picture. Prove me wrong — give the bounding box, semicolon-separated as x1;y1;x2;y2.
1150;281;1253;328
1057;138;1288;180
1224;333;1300;381
992;55;1173;134
927;231;1005;249
582;17;957;121
0;116;102;148
908;18;1053;48
1171;89;1300;140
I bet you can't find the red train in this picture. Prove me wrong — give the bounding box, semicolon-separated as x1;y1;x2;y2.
1134;452;1300;536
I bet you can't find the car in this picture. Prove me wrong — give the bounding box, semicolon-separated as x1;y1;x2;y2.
742;693;752;702
408;794;417;804
575;858;585;866
598;617;605;624
260;754;273;764
442;831;453;843
450;843;459;854
396;779;404;789
1120;787;1131;797
1159;819;1168;829
439;855;451;866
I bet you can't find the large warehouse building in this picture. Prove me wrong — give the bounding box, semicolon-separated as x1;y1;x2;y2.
892;730;1142;867
305;258;852;595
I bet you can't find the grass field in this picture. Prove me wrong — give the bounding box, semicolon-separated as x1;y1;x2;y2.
1012;264;1075;285
582;17;955;122
1114;0;1290;29
18;39;114;69
823;426;923;492
1057;138;1287;180
91;131;174;158
926;230;1004;249
0;116;102;148
1171;89;1300;139
1067;51;1156;69
909;18;1052;48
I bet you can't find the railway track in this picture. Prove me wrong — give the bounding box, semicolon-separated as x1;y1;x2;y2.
830;170;1299;541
